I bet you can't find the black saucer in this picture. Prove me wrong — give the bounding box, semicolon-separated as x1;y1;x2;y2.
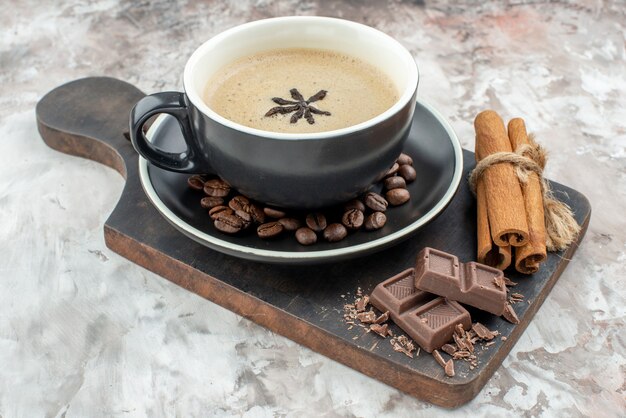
139;99;463;264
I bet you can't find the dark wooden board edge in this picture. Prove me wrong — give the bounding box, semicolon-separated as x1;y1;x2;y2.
103;210;589;408
35;77;592;408
38;122;127;179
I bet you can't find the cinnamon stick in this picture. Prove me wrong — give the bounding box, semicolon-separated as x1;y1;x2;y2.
508;118;547;274
475;110;529;247
476;179;512;269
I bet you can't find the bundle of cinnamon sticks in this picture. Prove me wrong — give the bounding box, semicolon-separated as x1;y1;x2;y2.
474;110;547;274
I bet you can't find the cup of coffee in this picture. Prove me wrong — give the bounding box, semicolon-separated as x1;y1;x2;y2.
130;16;419;209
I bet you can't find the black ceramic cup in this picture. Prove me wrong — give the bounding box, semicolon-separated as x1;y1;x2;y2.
130;16;419;209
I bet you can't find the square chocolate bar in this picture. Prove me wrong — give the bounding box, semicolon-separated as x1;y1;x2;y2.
370;268;471;353
414;248;507;316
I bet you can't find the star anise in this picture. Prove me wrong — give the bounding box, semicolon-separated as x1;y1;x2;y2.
264;88;331;124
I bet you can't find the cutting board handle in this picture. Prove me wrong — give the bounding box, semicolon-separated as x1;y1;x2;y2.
36;77;146;178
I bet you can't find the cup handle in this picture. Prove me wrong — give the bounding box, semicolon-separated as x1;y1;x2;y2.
130;91;210;173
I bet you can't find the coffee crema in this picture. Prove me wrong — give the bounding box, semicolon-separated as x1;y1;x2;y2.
203;48;399;133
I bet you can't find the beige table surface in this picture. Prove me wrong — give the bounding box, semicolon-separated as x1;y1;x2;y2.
1;1;624;417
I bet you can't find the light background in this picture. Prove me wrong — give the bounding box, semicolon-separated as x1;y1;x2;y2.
1;1;624;416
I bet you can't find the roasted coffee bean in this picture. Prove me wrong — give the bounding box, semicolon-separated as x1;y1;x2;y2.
229;195;250;212
278;217;301;231
344;199;365;212
200;196;224;209
187;175;206;190
248;203;265;224
386;188;410;206
384;162;400;177
305;212;327;232
364;192;388;212
323;223;348;242
209;205;233;220
263;207;287;219
204;179;231;197
398;164;417;183
342;208;364;230
384;176;406;190
257;221;284;239
234;209;252;228
364;212;387;230
214;212;243;234
295;227;317;246
397;152;413;166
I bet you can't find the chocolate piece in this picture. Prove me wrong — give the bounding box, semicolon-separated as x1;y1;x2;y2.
444;359;455;377
370;323;391;337
356;311;377;323
370;268;471;353
373;311;389;324
354;295;369;312
441;343;457;356
432;349;447;367
472;322;496;340
414;248;507;316
390;335;416;358
502;303;520;324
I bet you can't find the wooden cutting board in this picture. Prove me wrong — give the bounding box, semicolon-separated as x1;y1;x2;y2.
36;77;591;408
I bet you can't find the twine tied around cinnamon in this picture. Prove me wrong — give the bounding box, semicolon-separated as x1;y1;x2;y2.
468;134;580;251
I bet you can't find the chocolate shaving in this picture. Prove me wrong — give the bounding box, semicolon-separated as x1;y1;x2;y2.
453;332;468;351
432;349;446;367
390;335;416;358
356;311;377;324
373;311;390;324
369;323;391;338
472;322;496;340
465;333;475;353
502;303;520;324
355;295;369;312
509;292;525;304
444;359;455;377
453;350;471;359
441;343;457;356
493;275;507;291
503;277;517;287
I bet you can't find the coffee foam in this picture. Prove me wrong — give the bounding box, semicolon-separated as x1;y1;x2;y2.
203;48;399;133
